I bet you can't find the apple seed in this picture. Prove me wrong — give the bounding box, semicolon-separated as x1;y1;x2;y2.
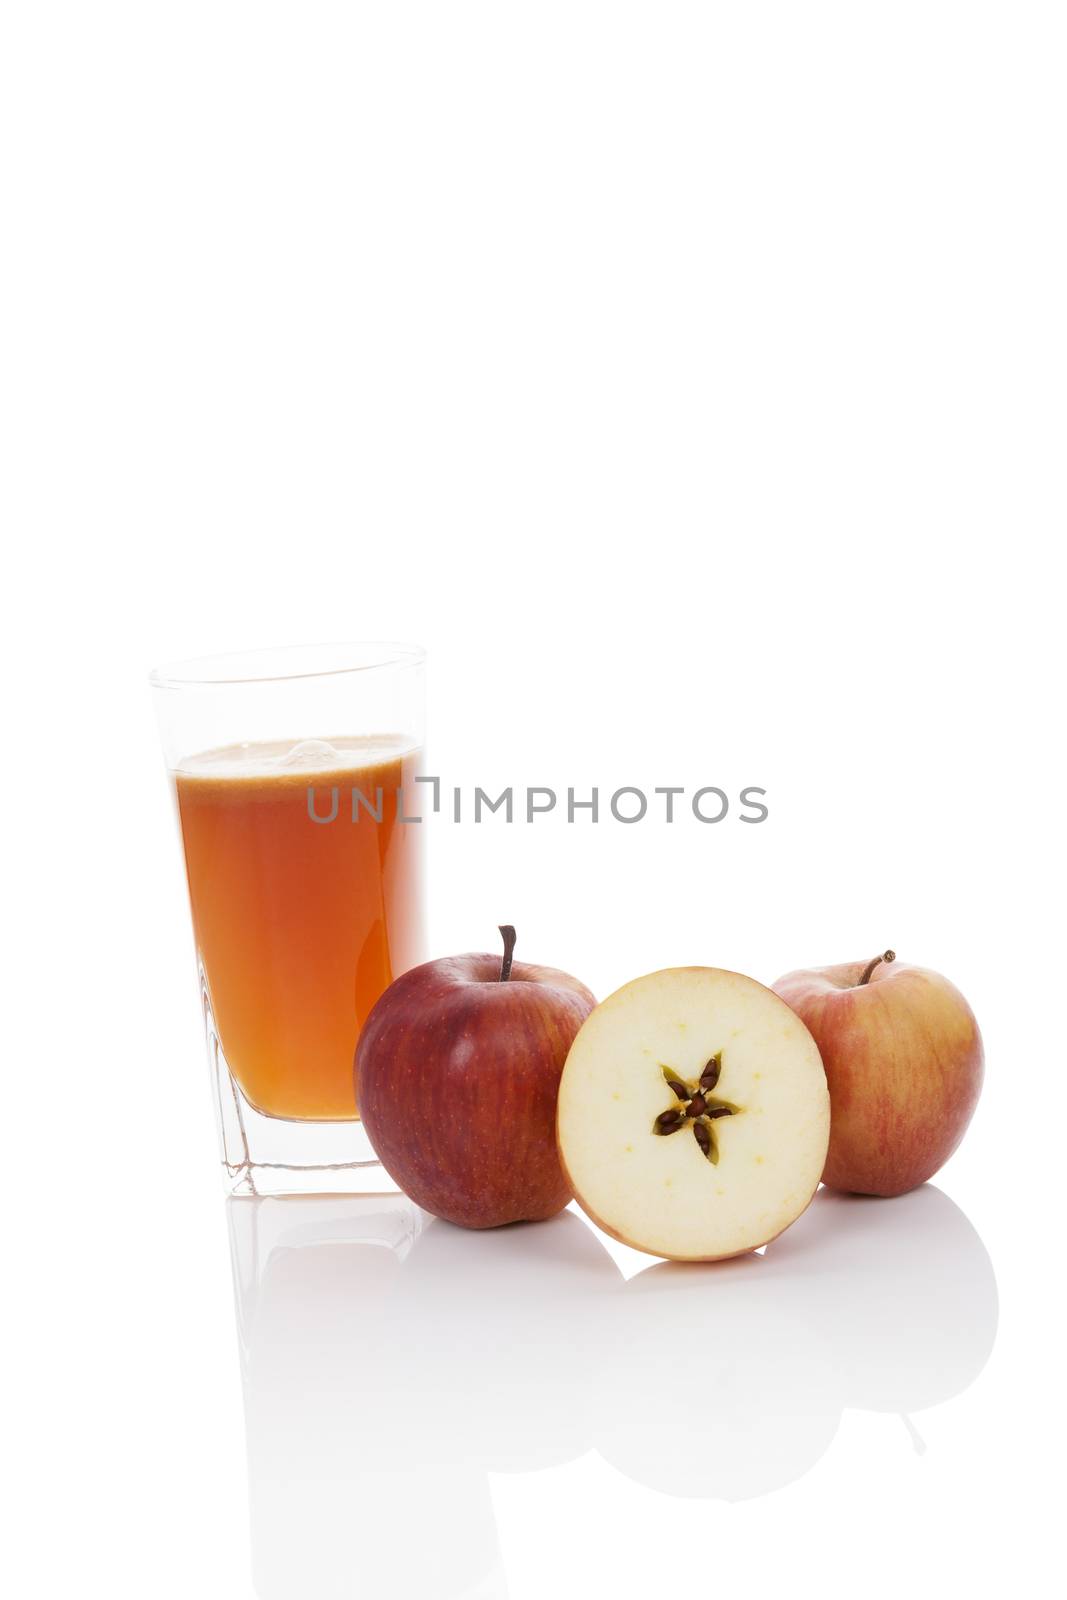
700;1055;722;1091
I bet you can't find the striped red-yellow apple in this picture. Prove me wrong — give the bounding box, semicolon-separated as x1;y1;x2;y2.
772;951;983;1197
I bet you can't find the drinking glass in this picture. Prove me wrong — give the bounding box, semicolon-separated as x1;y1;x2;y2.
151;642;426;1194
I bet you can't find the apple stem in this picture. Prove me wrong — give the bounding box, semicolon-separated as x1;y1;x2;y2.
858;949;896;986
498;925;517;982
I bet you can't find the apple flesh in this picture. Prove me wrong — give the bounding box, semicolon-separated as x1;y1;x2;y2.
772;951;983;1197
556;967;830;1261
355;927;596;1228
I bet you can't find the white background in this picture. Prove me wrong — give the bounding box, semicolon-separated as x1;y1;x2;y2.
3;4;1064;1597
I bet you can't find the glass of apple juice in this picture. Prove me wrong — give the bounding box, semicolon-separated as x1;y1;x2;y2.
150;643;426;1195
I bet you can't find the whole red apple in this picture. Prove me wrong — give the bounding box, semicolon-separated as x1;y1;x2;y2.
355;926;596;1228
772;951;983;1197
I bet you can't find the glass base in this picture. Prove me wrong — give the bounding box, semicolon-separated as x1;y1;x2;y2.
221;1103;398;1197
206;997;397;1197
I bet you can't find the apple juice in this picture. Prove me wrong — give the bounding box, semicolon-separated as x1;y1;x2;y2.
174;737;423;1122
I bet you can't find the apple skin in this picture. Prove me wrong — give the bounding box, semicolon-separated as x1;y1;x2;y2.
771;957;983;1197
355;952;596;1228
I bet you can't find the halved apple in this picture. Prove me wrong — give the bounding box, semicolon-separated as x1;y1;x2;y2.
557;967;830;1260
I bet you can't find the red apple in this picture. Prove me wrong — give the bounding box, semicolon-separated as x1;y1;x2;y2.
355;926;595;1228
772;950;983;1196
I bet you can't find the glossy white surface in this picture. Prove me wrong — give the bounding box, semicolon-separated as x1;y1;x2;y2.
17;1146;1058;1599
231;1185;998;1598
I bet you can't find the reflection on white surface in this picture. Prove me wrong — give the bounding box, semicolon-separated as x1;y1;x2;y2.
227;1185;997;1598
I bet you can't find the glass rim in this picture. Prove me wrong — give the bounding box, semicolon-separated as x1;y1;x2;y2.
148;640;426;690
